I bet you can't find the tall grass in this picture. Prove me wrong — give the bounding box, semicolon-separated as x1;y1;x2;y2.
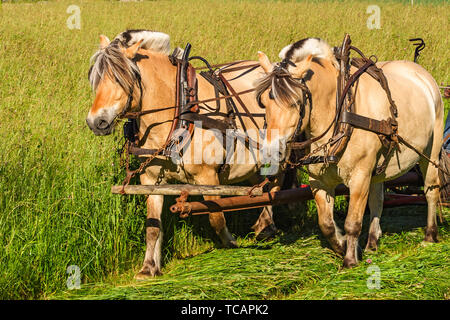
0;0;448;299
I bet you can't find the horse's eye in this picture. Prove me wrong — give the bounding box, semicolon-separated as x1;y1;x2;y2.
269;89;274;100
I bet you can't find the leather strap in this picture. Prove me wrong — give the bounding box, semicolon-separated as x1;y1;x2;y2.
341;111;395;136
181;113;230;132
219;72;261;131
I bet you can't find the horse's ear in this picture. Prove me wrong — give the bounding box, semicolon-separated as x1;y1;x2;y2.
258;51;273;73
99;35;110;49
124;39;144;59
291;54;313;78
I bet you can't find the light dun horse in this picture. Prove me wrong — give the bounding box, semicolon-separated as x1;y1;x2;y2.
86;30;282;279
256;38;446;267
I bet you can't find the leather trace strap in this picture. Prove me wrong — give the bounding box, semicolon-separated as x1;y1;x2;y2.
341;111;396;136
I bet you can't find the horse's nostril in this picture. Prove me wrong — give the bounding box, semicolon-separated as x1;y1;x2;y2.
96;118;109;130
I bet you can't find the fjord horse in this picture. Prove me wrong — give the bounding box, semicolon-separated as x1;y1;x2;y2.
256;38;446;267
86;30;281;279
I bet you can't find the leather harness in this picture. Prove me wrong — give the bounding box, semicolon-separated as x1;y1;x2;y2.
284;34;401;175
284;34;449;181
118;43;262;190
117;36;449;192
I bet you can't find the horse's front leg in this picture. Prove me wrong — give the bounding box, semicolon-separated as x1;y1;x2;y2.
310;178;346;255
365;182;384;251
344;171;371;268
135;194;164;279
248;175;280;241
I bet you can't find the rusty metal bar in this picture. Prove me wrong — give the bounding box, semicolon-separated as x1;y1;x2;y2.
170;171;422;216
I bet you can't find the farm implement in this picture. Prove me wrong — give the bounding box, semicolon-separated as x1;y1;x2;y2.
112;35;449;218
112;170;441;218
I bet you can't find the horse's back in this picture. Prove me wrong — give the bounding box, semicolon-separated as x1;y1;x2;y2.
354;60;443;182
379;60;443;121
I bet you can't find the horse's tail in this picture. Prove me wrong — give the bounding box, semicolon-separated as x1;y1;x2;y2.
438;147;450;203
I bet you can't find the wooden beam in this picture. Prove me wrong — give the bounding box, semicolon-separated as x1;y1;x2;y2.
111;184;263;196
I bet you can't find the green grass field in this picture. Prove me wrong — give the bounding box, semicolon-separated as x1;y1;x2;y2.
0;0;449;300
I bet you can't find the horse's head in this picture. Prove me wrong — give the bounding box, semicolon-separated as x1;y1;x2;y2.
256;51;313;161
86;35;144;136
256;38;339;162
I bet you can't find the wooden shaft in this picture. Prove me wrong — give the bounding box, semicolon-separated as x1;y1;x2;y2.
111;184;263;196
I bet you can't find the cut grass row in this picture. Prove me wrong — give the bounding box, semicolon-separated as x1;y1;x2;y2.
51;206;450;300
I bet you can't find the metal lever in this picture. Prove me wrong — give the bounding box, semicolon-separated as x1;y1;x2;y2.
409;38;425;63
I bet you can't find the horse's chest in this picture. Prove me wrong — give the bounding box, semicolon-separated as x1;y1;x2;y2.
140;159;194;185
307;164;343;185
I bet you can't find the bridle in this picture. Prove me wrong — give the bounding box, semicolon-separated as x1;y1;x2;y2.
256;58;312;149
117;62;144;119
256;57;307;107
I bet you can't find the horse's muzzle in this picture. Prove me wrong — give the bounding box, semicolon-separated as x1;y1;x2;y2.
86;117;113;136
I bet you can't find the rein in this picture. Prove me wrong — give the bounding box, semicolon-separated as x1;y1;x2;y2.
120;87;257;119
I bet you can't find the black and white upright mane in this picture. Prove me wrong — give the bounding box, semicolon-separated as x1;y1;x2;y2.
255;37;338;107
88;29;177;94
278;37;338;67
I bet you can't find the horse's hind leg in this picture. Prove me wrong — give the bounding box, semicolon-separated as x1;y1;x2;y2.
251;170;294;240
249;175;278;240
199;172;237;248
204;194;238;248
136;194;164;279
252;205;278;241
365;182;384;251
419;159;440;243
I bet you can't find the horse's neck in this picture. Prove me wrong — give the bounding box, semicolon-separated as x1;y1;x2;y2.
137;52;178;148
306;61;338;140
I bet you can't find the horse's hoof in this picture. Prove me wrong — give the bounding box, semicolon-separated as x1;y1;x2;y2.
424;226;438;243
255;224;278;241
331;239;346;257
365;240;379;252
343;257;358;269
365;233;379;252
227;240;238;249
424;233;438;243
334;245;346;257
365;245;378;253
134;270;162;280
